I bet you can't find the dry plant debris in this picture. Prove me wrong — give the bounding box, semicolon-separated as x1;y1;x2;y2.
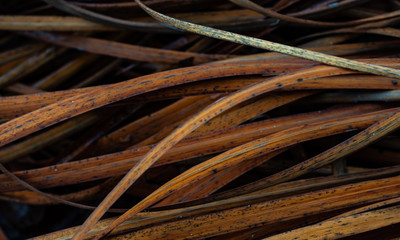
0;0;400;239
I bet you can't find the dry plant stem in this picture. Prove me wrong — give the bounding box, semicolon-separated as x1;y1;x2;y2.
192;91;312;135
0;43;44;65
0;105;385;192
0;57;313;146
246;165;400;200
6;83;44;95
136;74;399;103
0;47;64;89
69;5;400;234
0;163;125;213
263;205;400;240
155;150;286;206
1;52;396;119
70;64;364;240
135;0;400;79
323;196;400;222
220;110;400;198
0;59;311;120
0;16;117;31
230;0;400;27
0;113;97;164
3;2;400;238
42;0;163;31
211;40;400;64
0;177;112;205
96;177;400;240
132;95;222;148
96;109;400;238
1;178;112;205
33;53;98;90
0;107;391;192
308;90;400;104
1;69;398;121
114;95;216;149
296;15;400;42
286;0;370;18
56;105;142;163
39;0;276;32
28;169;400;240
23;32;229;65
72;59;121;89
0;57;29;77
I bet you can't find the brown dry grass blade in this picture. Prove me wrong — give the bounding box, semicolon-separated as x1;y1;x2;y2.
0;178;115;205
0;46;65;89
0;16;117;31
264;205;400;240
1;66;398;121
2;1;400;238
0;57;313;147
230;0;400;27
219;110;400;198
33;53;98;90
23;31;229;65
40;0;278;32
135;0;400;79
192;91;312;135
0;58;311;120
78;71;396;239
71;63;368;239
0;105;387;192
155;150;286;206
0;113;97;163
0;163;126;213
324;196;400;222
0;43;44;65
42;0;162;31
93;175;400;239
95;108;400;238
29;172;400;240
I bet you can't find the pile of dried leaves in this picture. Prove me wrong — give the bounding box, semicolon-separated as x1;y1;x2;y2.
1;0;400;239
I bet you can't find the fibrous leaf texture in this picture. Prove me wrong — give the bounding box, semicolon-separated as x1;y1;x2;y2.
0;0;400;239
